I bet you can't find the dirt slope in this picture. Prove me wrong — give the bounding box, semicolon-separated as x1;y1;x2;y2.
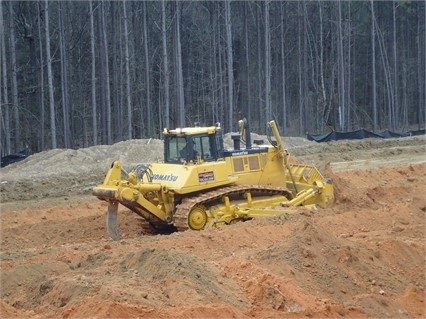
0;135;425;318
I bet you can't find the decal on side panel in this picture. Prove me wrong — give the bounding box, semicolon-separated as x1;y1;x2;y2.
198;171;214;182
152;174;179;182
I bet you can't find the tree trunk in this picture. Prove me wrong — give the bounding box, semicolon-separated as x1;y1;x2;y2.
101;2;112;144
337;1;345;131
37;1;45;151
209;3;218;124
45;0;57;148
376;21;394;130
174;2;185;127
217;3;224;127
297;2;303;135
302;2;308;133
161;0;170;129
256;5;263;132
97;6;107;143
244;2;251;124
318;1;328;131
392;0;399;129
280;2;287;134
370;0;378;132
59;1;71;148
123;0;132;139
0;1;11;154
264;1;271;123
9;1;20;151
110;2;121;141
89;0;98;145
418;3;425;129
142;1;152;136
346;2;352;130
225;0;234;132
401;61;408;129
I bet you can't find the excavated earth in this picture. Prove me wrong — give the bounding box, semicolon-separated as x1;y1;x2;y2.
0;134;425;318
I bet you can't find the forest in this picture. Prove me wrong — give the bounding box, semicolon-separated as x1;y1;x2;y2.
0;0;425;155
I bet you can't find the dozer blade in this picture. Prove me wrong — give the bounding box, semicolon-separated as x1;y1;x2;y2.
106;201;120;241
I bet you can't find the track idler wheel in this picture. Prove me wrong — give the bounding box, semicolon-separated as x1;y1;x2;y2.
106;201;120;241
188;205;208;230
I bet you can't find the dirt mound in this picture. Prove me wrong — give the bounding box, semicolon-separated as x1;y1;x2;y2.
252;218;425;318
0;261;70;310
119;248;249;310
58;298;246;319
0;139;163;202
1;139;163;179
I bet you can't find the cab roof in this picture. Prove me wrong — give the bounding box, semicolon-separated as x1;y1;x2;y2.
163;125;221;136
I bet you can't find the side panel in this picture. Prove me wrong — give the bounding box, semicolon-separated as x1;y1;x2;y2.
149;162;235;194
225;148;288;187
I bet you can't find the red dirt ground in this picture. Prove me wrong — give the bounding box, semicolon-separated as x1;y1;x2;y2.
0;135;425;318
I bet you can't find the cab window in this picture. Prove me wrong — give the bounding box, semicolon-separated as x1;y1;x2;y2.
165;136;186;163
193;136;213;161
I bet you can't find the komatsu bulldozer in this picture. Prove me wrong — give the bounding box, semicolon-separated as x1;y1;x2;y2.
93;119;334;240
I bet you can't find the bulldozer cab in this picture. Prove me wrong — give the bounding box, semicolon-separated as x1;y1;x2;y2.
163;125;224;164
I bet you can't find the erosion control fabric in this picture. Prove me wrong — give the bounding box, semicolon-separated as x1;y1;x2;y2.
307;129;425;143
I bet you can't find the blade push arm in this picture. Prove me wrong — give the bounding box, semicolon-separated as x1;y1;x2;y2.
267;120;298;192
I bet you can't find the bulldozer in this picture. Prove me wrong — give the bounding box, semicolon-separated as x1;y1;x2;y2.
93;119;334;240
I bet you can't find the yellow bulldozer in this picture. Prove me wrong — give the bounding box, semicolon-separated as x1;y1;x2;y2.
93;119;334;240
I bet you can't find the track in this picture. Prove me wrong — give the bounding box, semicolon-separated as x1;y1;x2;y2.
173;184;293;231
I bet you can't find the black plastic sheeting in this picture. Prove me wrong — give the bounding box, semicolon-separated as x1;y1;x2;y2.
1;148;30;168
307;128;425;143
